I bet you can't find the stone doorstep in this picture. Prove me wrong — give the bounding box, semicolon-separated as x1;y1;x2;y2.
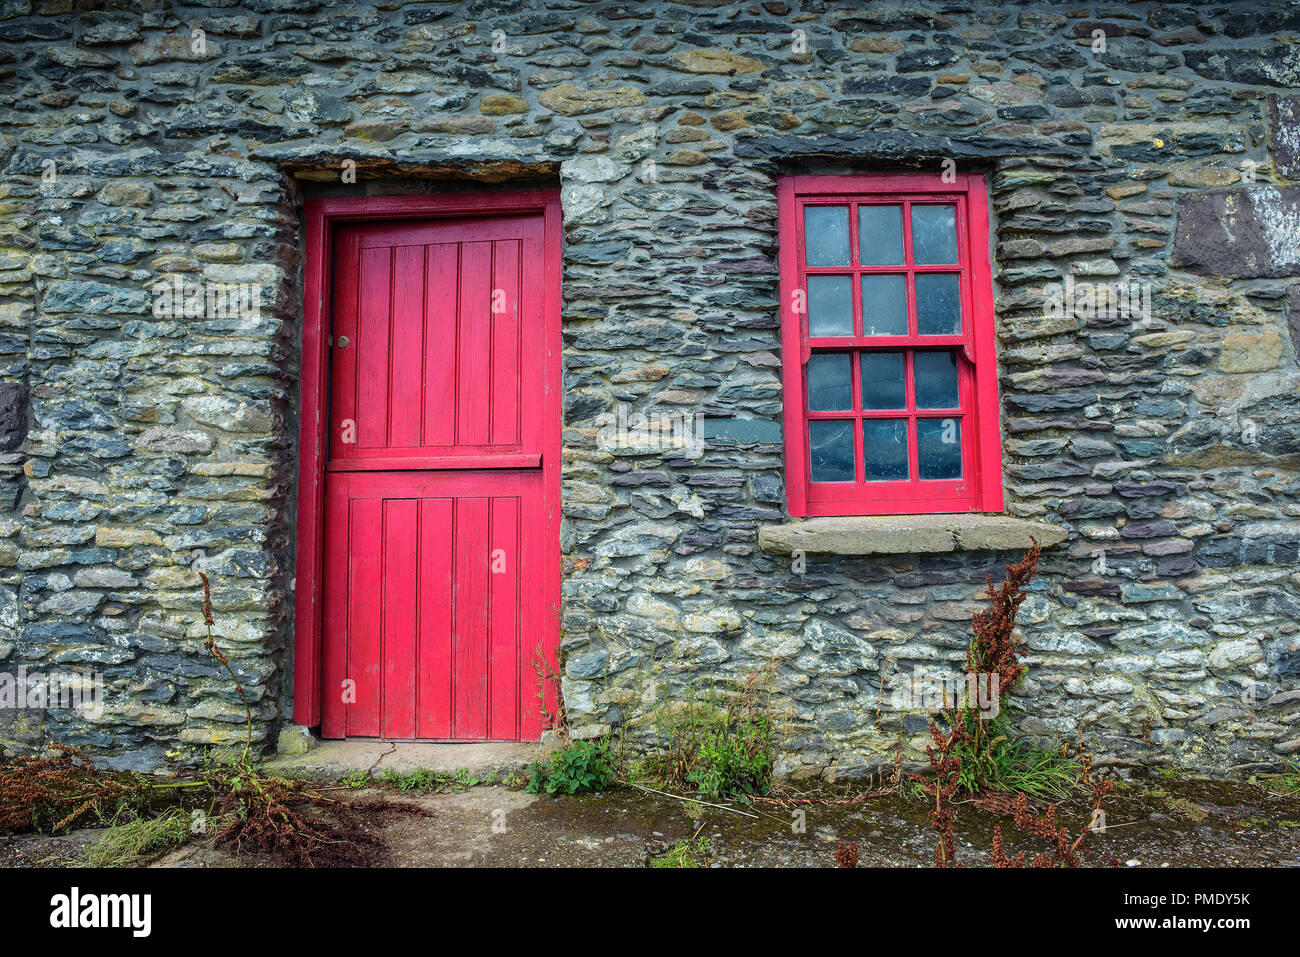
757;513;1068;556
261;732;549;783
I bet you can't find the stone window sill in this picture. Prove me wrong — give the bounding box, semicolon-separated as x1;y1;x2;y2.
757;514;1067;557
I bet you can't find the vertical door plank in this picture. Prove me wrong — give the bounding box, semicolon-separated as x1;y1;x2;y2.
488;495;520;740
388;245;425;450
456;242;492;448
518;477;551;740
417;497;453;739
320;475;351;737
329;230;360;461
423;244;459;448
490;240;521;447
347;496;383;737
356;247;392;450
381;497;418;739
453;496;489;738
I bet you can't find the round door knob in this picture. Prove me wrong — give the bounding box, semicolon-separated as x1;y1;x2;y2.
336;335;349;349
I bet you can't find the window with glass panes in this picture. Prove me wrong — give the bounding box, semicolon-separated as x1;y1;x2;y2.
777;174;1004;517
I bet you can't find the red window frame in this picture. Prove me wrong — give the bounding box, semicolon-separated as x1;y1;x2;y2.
777;173;1003;517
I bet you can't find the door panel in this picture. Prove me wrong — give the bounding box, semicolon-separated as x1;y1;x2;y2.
320;209;553;741
321;469;546;740
328;217;542;469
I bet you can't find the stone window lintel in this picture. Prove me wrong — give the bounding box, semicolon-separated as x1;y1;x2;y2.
757;514;1067;557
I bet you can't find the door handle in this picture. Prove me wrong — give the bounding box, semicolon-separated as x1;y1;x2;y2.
335;335;349;349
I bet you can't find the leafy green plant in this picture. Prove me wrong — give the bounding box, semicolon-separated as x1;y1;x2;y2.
341;770;372;789
449;768;479;790
525;740;614;795
686;715;771;800
501;770;526;789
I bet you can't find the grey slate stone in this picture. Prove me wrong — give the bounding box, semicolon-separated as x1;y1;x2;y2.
1171;187;1300;278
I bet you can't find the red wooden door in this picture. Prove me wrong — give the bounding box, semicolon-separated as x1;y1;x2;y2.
320;211;555;740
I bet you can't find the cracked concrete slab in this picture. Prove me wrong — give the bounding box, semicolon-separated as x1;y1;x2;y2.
261;739;546;782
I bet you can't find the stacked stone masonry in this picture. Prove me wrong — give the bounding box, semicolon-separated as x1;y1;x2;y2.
0;0;1297;777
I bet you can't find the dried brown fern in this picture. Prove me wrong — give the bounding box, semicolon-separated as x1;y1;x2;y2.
0;744;136;834
909;721;969;867
966;542;1040;698
996;780;1119;868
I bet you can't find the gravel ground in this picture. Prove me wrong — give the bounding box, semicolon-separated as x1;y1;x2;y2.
3;771;1298;868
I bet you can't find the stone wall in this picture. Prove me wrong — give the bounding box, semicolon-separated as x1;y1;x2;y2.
0;0;1297;776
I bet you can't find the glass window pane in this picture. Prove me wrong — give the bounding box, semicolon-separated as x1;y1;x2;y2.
809;420;855;482
860;274;907;336
804;206;850;266
914;350;959;409
860;351;906;410
807;275;853;336
911;204;958;264
918;417;962;480
915;273;961;336
863;419;909;482
807;353;852;411
858;204;904;265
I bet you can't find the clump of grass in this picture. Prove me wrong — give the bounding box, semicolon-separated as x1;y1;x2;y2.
955;728;1083;800
1165;796;1209;822
634;674;773;802
650;835;710;868
688;714;771;801
501;770;526;789
1258;759;1300;796
377;768;479;794
78;808;192;868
